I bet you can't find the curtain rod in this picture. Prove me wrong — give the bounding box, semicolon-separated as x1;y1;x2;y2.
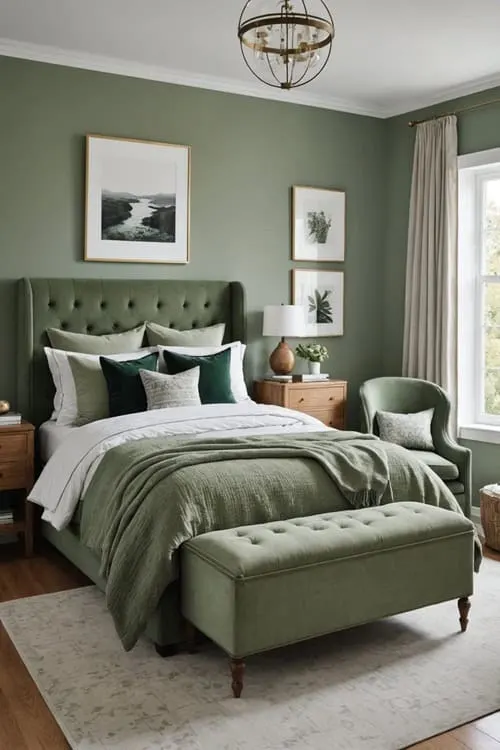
408;95;500;127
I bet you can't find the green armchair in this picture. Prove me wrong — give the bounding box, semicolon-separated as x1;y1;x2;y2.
359;377;471;518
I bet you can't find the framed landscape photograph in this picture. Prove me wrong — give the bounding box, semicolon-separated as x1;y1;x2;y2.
292;269;344;336
292;186;345;262
85;135;190;264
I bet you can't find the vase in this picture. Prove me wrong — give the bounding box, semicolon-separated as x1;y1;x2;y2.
308;361;321;376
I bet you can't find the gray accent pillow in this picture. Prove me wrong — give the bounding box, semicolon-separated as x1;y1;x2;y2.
47;324;145;354
145;321;225;347
376;408;434;450
139;367;202;410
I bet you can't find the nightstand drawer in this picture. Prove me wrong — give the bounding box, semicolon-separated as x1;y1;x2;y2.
289;386;344;411
0;461;27;490
0;433;27;462
308;408;345;429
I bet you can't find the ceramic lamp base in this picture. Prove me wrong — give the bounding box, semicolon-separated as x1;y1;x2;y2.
269;339;295;376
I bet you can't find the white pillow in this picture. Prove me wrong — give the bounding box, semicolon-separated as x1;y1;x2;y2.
45;347;156;425
139;367;202;410
156;341;250;403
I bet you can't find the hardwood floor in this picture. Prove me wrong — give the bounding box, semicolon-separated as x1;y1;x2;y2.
0;540;499;750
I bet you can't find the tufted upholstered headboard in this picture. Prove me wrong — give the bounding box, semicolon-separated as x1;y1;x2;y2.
18;278;246;426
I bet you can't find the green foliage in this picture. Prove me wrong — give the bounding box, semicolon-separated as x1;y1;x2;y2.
295;342;329;362
307;210;332;244
483;194;500;414
308;289;333;324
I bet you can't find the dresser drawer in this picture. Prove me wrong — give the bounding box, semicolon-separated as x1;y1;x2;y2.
0;461;27;490
289;385;345;411
0;433;27;462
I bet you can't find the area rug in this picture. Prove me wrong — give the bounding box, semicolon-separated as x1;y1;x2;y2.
1;559;499;750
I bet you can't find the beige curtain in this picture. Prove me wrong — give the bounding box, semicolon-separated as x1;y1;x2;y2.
402;115;458;410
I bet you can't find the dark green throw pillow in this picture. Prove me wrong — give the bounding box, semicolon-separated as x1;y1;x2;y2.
100;352;158;417
162;348;235;404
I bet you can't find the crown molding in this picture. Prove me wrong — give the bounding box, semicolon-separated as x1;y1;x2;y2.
2;37;499;120
384;71;500;119
0;37;387;119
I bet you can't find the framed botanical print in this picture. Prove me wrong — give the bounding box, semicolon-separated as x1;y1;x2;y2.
292;269;344;336
292;186;345;262
85;135;190;264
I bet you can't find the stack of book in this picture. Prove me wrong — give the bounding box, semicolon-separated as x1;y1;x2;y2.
0;411;22;426
0;509;14;525
269;374;330;383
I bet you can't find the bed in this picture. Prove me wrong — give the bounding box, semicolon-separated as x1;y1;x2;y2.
18;277;248;649
19;278;471;653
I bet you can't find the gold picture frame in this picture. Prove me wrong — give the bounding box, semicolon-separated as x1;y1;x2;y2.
85;134;190;264
292;268;344;336
292;185;345;262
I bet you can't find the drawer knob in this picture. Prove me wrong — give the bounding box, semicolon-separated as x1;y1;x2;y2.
329;396;333;401
299;397;304;403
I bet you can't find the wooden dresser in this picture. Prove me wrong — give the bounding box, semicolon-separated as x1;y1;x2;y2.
0;421;35;556
253;380;347;429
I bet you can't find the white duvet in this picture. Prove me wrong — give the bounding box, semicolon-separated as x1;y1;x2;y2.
29;402;330;530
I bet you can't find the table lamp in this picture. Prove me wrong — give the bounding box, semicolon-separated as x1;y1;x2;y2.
263;304;306;375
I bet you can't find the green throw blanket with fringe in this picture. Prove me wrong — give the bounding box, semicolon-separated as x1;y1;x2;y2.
79;431;480;650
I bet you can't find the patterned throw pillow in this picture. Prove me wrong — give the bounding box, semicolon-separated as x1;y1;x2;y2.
376;408;434;450
139;368;201;410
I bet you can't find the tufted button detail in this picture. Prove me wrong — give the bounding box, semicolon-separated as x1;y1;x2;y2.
192;321;198;328
204;301;210;308
48;300;56;309
74;300;81;309
236;530;246;537
183;301;189;309
61;322;68;330
250;538;259;545
112;323;119;330
157;301;163;310
86;325;93;333
128;300;134;309
100;301;107;310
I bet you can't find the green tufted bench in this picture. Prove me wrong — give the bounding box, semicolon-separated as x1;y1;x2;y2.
181;502;475;697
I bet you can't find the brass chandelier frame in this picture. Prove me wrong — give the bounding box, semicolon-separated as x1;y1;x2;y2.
237;1;335;90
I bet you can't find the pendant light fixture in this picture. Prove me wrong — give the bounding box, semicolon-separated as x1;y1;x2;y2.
237;0;335;90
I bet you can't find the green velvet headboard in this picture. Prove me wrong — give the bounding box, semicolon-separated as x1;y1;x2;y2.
18;278;246;426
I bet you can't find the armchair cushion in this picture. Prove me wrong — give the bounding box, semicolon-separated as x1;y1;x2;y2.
407;450;459;482
376;408;434;450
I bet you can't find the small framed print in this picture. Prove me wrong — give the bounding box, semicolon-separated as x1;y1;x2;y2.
292;186;345;262
292;269;344;337
85;134;190;264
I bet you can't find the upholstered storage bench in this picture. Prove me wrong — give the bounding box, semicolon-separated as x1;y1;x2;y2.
181;502;475;697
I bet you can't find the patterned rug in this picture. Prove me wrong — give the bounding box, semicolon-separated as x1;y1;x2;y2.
1;558;499;750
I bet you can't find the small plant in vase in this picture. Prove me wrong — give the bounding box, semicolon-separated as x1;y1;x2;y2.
295;343;329;376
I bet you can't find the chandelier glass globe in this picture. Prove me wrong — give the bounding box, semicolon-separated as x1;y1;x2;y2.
237;0;335;90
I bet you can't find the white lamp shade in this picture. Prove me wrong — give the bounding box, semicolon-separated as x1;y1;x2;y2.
263;305;306;337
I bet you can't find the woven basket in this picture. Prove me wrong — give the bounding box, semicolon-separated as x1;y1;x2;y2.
480;489;500;552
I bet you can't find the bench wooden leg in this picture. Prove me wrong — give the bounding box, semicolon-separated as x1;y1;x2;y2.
230;658;245;698
458;597;471;632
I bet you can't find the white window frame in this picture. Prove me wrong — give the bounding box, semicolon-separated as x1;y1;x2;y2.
458;148;500;441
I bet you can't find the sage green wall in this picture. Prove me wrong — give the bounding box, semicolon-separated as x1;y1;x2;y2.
384;87;500;504
0;56;387;427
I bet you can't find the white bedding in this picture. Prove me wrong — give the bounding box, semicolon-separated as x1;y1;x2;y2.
29;402;329;531
38;421;80;463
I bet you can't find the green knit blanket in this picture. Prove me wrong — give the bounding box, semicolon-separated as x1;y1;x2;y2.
79;431;476;650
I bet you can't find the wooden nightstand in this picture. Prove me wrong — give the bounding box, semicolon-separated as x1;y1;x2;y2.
0;421;35;556
254;380;347;429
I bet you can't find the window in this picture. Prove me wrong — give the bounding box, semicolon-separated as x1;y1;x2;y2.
458;148;500;433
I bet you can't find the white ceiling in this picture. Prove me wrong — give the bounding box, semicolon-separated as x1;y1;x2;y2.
1;0;500;117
